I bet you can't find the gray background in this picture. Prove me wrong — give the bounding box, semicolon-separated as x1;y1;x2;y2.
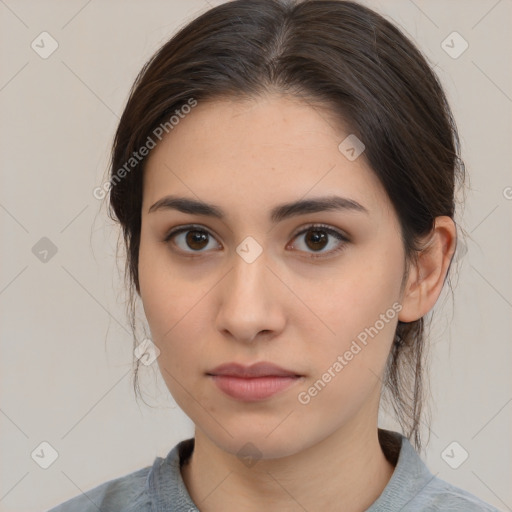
0;1;510;511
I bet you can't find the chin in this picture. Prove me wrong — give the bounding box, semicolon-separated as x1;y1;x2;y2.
199;419;317;462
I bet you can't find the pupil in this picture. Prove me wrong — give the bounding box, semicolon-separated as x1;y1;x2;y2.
307;230;327;251
186;230;208;250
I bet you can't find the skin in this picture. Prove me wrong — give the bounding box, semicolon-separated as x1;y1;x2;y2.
138;93;456;512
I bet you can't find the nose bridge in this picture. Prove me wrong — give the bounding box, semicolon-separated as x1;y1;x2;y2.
228;243;272;307
215;242;283;341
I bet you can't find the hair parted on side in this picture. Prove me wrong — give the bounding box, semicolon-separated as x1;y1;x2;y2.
105;0;465;452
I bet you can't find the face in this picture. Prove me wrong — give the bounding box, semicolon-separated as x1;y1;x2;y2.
138;93;408;459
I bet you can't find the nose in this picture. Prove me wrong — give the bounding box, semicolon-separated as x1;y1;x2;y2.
214;250;286;344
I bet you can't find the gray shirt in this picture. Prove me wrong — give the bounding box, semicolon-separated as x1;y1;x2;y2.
47;429;501;511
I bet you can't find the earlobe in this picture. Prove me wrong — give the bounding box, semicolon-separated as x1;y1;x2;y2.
398;216;456;323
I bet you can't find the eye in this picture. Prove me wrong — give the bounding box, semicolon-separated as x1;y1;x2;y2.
163;225;221;255
163;223;349;259
288;223;349;259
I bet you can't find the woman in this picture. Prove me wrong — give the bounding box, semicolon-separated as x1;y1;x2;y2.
49;0;501;510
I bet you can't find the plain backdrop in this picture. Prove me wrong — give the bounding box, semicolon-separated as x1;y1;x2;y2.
0;1;511;511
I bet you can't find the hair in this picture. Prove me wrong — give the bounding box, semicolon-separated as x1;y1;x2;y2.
105;0;465;451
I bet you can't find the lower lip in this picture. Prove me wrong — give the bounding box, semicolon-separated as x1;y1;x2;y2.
209;375;301;401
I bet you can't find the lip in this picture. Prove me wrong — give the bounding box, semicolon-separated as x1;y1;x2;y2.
206;362;303;402
207;362;301;378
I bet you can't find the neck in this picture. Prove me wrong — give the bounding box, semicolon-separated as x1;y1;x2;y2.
181;421;395;512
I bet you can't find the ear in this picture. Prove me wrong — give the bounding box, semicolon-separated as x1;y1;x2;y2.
398;216;457;322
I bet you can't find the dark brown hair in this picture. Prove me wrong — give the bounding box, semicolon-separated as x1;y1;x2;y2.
106;0;464;451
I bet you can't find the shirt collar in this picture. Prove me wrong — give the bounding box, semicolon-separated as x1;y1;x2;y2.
148;430;434;511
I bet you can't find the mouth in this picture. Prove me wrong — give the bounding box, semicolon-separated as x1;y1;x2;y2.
206;361;304;402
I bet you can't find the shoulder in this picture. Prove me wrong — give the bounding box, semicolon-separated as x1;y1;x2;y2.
46;464;154;512
409;474;502;511
46;438;196;512
374;430;502;512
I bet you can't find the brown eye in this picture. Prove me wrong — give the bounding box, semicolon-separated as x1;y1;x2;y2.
185;230;209;250
290;224;349;259
304;229;329;251
164;226;221;254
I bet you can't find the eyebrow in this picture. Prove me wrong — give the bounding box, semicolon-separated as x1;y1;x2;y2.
148;194;369;223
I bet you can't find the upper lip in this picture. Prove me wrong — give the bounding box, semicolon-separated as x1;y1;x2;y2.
207;362;301;378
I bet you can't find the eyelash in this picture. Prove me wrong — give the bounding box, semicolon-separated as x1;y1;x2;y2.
163;223;349;260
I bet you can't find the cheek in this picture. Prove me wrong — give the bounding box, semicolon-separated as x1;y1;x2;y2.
139;269;207;356
139;241;190;358
140;273;211;408
296;248;402;385
295;297;399;428
312;256;401;336
139;232;192;332
138;237;218;385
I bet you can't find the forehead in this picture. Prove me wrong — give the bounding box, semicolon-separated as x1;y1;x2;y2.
142;94;391;219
